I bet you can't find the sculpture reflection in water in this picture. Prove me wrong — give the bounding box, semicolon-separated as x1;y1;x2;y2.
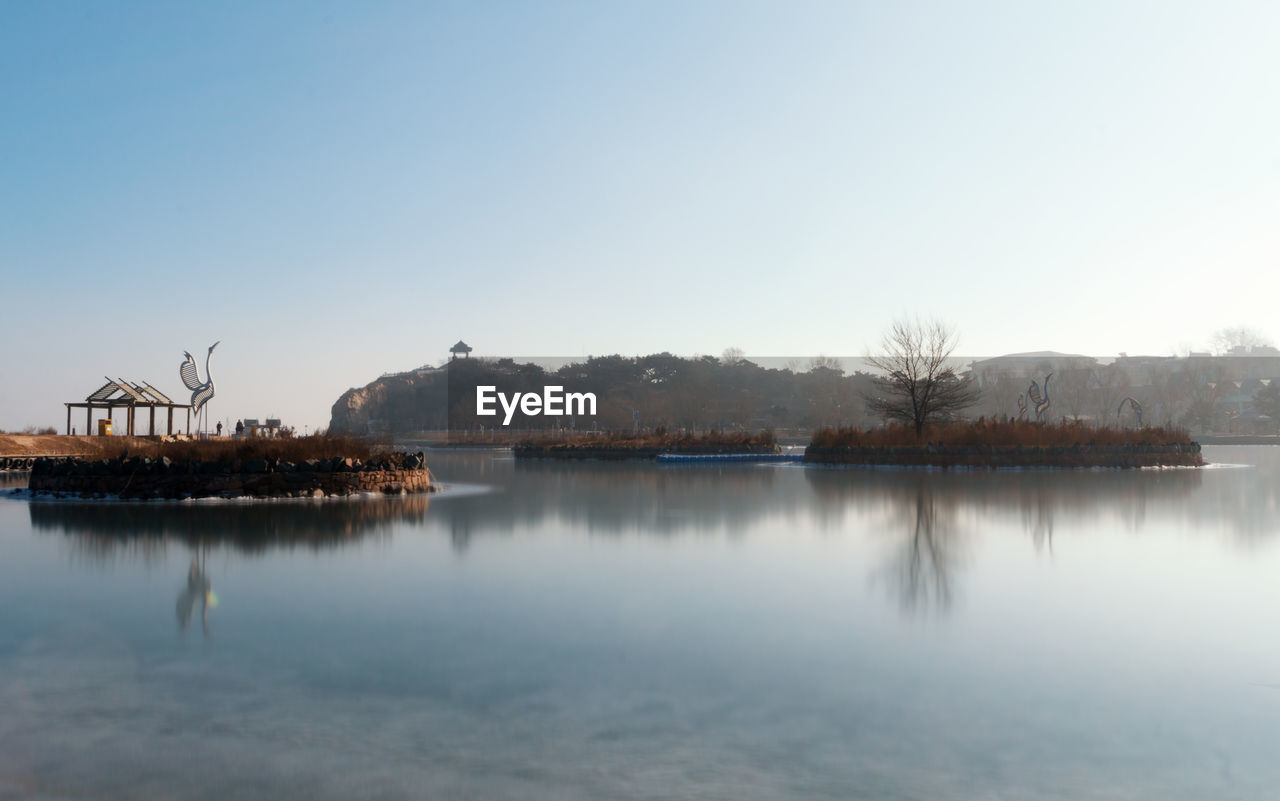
28;498;435;639
1023;485;1055;555
175;545;217;636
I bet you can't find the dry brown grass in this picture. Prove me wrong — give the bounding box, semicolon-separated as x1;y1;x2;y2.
0;434;152;458
810;420;1194;449
516;430;778;453
127;435;385;463
2;433;392;463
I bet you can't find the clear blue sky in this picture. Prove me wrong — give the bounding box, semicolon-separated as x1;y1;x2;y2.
2;1;1278;431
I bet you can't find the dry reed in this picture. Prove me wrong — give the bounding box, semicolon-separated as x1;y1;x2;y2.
810;420;1193;450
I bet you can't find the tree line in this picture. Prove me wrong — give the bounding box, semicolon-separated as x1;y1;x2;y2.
330;320;1280;436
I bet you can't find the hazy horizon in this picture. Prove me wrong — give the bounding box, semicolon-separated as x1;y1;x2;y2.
10;343;1280;434
4;2;1279;430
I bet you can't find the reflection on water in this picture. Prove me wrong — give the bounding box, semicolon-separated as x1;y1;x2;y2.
2;447;1280;800
804;464;1205;539
176;548;215;636
27;493;431;558
0;471;29;491
21;450;1278;621
877;483;962;614
19;450;1280;555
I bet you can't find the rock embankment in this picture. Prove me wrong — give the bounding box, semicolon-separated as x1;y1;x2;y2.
803;442;1203;468
26;452;433;499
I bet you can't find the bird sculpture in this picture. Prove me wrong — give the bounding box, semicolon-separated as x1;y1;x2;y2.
1118;396;1143;425
180;341;220;417
1027;373;1053;420
1016;393;1028;420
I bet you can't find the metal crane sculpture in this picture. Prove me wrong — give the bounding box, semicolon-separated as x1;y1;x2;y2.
1016;393;1028;420
180;341;220;422
1027;373;1053;421
1118;396;1143;426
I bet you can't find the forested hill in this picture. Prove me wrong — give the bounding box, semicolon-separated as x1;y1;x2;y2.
328;354;878;435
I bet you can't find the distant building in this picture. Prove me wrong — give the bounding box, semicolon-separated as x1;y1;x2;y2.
968;352;1097;389
239;418;284;437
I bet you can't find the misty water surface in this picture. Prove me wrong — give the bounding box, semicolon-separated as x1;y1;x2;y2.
1;447;1278;800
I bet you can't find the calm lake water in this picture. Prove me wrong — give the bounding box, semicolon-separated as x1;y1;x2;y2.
2;447;1279;800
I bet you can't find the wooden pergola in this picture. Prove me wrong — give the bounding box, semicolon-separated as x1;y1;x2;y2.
65;378;192;436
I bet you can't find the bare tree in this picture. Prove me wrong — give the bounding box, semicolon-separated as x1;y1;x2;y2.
1052;357;1096;421
807;355;843;373
1089;362;1130;426
1254;383;1280;432
1212;326;1273;355
864;319;981;437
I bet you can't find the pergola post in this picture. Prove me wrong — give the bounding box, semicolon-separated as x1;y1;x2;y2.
87;407;92;435
149;406;156;436
186;408;191;435
168;407;174;435
66;405;71;435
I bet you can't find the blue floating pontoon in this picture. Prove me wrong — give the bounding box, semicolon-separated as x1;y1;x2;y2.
656;452;805;463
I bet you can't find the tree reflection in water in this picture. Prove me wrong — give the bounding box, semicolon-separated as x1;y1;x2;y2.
805;464;1207;542
880;483;961;614
805;465;1209;615
422;457;797;551
22;451;1259;628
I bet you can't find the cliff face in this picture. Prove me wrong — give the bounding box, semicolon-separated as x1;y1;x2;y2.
329;368;448;434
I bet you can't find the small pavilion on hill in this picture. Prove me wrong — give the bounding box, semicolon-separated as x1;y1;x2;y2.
450;340;473;360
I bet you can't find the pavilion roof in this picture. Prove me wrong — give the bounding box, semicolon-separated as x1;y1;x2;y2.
82;377;179;405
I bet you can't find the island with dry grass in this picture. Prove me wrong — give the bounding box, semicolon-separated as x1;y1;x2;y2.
22;435;433;499
804;420;1202;468
512;430;780;460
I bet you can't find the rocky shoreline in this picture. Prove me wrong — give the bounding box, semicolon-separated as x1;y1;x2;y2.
24;451;433;500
